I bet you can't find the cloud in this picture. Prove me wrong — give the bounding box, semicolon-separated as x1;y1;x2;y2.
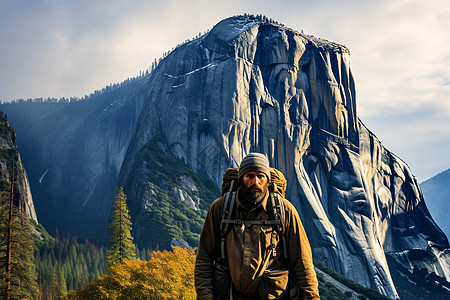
0;0;182;100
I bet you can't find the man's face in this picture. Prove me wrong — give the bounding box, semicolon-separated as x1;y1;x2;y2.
241;171;269;204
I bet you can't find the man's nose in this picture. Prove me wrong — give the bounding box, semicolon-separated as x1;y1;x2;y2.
251;176;261;186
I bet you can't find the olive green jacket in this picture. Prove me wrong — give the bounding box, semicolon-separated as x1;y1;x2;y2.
194;190;320;299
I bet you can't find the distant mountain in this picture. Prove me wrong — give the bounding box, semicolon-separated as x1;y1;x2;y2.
1;15;449;299
420;169;450;240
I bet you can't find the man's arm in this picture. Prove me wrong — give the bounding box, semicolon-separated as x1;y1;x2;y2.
195;198;222;300
284;200;320;299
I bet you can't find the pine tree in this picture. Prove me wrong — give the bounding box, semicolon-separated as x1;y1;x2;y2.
0;152;39;299
55;266;67;299
106;188;136;270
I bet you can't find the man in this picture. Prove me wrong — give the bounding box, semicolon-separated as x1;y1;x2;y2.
195;153;320;299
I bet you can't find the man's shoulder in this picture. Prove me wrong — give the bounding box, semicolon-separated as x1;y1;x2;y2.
211;195;225;207
278;196;301;220
274;194;295;210
280;197;295;209
208;195;226;214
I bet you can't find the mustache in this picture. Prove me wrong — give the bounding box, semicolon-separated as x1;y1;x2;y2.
247;184;263;193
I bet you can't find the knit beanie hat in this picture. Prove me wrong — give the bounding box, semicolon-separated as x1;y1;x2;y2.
238;153;271;181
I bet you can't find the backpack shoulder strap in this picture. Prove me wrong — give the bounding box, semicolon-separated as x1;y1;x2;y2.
269;185;288;259
220;180;236;260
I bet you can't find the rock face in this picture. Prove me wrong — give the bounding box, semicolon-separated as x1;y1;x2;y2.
0;113;37;222
0;79;147;240
1;15;449;299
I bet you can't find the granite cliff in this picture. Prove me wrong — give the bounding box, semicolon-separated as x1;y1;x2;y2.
1;15;449;299
0;112;37;222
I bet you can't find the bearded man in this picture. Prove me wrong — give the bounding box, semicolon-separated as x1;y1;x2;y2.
195;153;319;299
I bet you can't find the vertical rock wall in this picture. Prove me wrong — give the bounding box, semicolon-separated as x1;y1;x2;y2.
0;114;37;222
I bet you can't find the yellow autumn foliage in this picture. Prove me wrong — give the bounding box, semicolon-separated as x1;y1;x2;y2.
65;246;196;300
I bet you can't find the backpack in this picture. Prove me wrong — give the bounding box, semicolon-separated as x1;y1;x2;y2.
219;167;288;261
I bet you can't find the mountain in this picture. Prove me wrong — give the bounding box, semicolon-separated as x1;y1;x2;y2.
420;169;450;240
0;78;147;241
1;15;449;299
0;112;37;222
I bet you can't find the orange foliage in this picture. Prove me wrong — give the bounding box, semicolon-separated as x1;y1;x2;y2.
65;246;196;300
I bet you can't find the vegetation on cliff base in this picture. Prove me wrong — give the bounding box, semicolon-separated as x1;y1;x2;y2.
128;137;219;251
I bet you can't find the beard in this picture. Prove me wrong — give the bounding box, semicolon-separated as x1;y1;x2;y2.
242;184;268;205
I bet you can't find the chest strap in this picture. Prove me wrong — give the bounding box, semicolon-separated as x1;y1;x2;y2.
222;219;281;226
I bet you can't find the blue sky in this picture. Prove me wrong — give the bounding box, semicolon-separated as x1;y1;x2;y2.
0;0;449;182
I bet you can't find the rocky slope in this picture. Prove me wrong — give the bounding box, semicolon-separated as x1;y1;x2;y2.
1;15;449;299
0;112;37;222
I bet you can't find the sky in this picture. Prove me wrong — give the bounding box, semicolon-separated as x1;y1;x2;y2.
0;0;449;182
